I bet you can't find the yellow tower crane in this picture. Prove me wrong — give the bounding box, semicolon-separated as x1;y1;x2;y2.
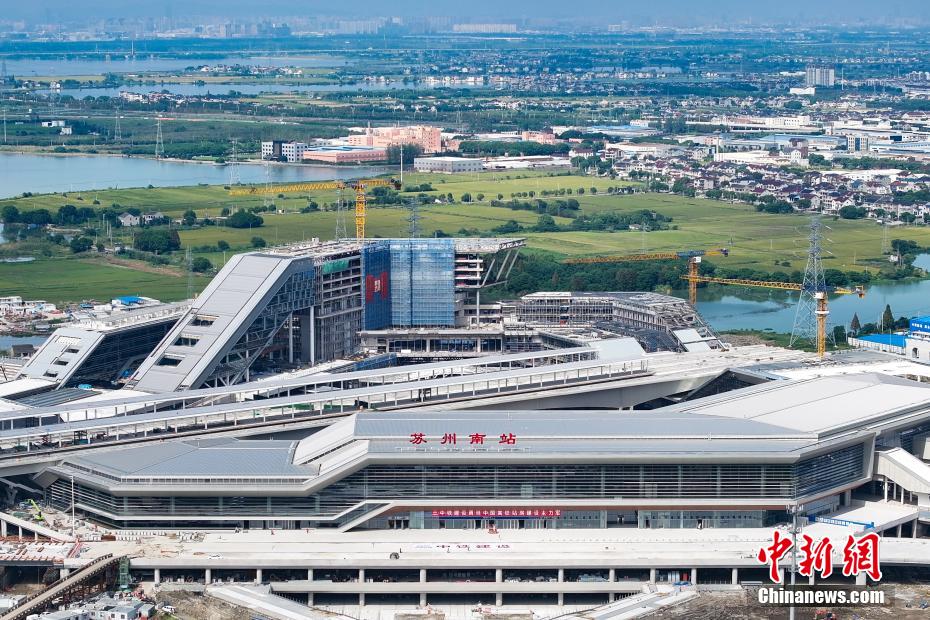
681;274;865;357
563;248;730;306
229;178;401;239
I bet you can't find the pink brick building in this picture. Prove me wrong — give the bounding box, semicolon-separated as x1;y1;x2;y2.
347;125;442;154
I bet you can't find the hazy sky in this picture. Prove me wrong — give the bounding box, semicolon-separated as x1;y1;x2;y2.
8;0;930;25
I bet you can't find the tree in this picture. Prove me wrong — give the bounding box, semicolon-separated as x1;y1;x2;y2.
191;257;213;273
534;214;559;232
386;143;424;166
227;209;263;229
882;304;894;332
182;209;197;226
133;229;181;254
216;240;230;251
849;312;861;335
833;325;847;345
476;194;485;202
69;236;93;253
461;193;472;203
1;205;19;223
251;236;267;248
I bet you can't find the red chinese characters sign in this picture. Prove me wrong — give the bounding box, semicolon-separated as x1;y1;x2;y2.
431;508;561;518
409;432;517;446
757;531;882;583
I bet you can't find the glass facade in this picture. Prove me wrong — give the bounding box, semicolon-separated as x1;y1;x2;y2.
361;242;392;330
387;239;455;327
48;443;866;529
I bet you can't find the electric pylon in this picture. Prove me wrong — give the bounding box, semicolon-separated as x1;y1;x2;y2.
154;117;164;159
789;217;827;351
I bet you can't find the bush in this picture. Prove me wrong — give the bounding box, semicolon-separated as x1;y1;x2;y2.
69;236;93;253
251;236;267;248
227;210;263;229
217;240;230;251
191;257;213;273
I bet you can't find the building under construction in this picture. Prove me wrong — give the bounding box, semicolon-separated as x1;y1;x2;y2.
123;238;524;392
507;291;723;352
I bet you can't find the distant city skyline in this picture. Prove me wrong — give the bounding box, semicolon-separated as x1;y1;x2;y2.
5;0;930;27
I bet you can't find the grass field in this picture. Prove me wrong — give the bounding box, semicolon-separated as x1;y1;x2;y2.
0;257;211;305
521;193;930;274
2;170;930;304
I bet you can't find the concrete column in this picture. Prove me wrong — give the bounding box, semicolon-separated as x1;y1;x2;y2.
779;569;785;584
731;568;738;585
308;593;314;606
153;569;160;584
359;569;365;583
495;592;502;606
419;592;427;606
897;524;903;537
649;568;657;584
809;573;815;586
691;568;697;584
60;568;71;578
359;593;365;606
914;519;919;538
1;520;6;537
255;569;263;584
884;480;889;501
557;592;564;606
205;568;212;584
420;568;427;583
608;593;615;603
609;569;615;582
495;569;502;582
856;572;867;586
307;569;313;580
558;568;564;582
33;531;37;541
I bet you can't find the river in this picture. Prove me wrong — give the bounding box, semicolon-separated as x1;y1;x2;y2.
680;254;930;333
34;81;477;99
0;153;389;198
0;54;347;77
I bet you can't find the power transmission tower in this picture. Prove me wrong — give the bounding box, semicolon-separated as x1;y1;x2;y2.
790;217;827;349
334;188;347;240
154;117;164;159
186;246;194;299
407;199;420;239
228;139;241;185
114;107;122;143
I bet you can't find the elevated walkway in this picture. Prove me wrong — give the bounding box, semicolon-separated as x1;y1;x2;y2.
876;448;930;495
208;584;353;620
0;553;121;620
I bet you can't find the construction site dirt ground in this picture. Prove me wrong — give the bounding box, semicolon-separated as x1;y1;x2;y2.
154;590;252;620
650;586;930;619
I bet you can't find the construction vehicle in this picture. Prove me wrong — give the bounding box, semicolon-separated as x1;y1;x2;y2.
563;248;730;305
228;178;401;239
29;498;44;522
681;274;865;358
